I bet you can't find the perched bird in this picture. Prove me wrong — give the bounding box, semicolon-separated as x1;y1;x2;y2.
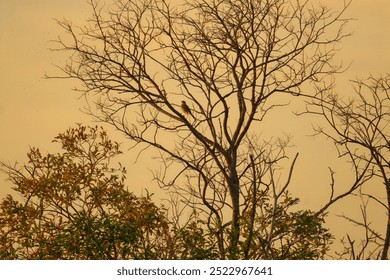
181;100;195;119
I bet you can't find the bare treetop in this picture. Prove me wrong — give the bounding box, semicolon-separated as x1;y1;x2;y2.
53;0;350;145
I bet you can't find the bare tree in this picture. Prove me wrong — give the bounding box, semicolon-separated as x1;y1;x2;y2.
51;0;350;258
308;75;390;259
335;194;385;260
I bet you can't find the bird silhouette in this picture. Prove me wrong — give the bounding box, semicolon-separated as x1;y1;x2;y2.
181;100;195;119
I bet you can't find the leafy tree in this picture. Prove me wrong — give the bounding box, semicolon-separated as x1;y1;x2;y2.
0;125;171;259
51;0;349;259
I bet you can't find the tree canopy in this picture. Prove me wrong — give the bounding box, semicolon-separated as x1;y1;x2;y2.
0;125;332;259
0;125;170;259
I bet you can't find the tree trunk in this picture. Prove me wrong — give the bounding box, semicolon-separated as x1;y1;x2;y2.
381;179;390;260
229;170;240;259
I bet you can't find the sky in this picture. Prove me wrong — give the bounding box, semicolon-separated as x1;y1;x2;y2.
0;0;389;254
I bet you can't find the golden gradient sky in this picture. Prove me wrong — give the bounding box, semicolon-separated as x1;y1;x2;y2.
0;0;389;251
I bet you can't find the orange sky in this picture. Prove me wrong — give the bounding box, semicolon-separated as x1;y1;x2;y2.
0;0;389;254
